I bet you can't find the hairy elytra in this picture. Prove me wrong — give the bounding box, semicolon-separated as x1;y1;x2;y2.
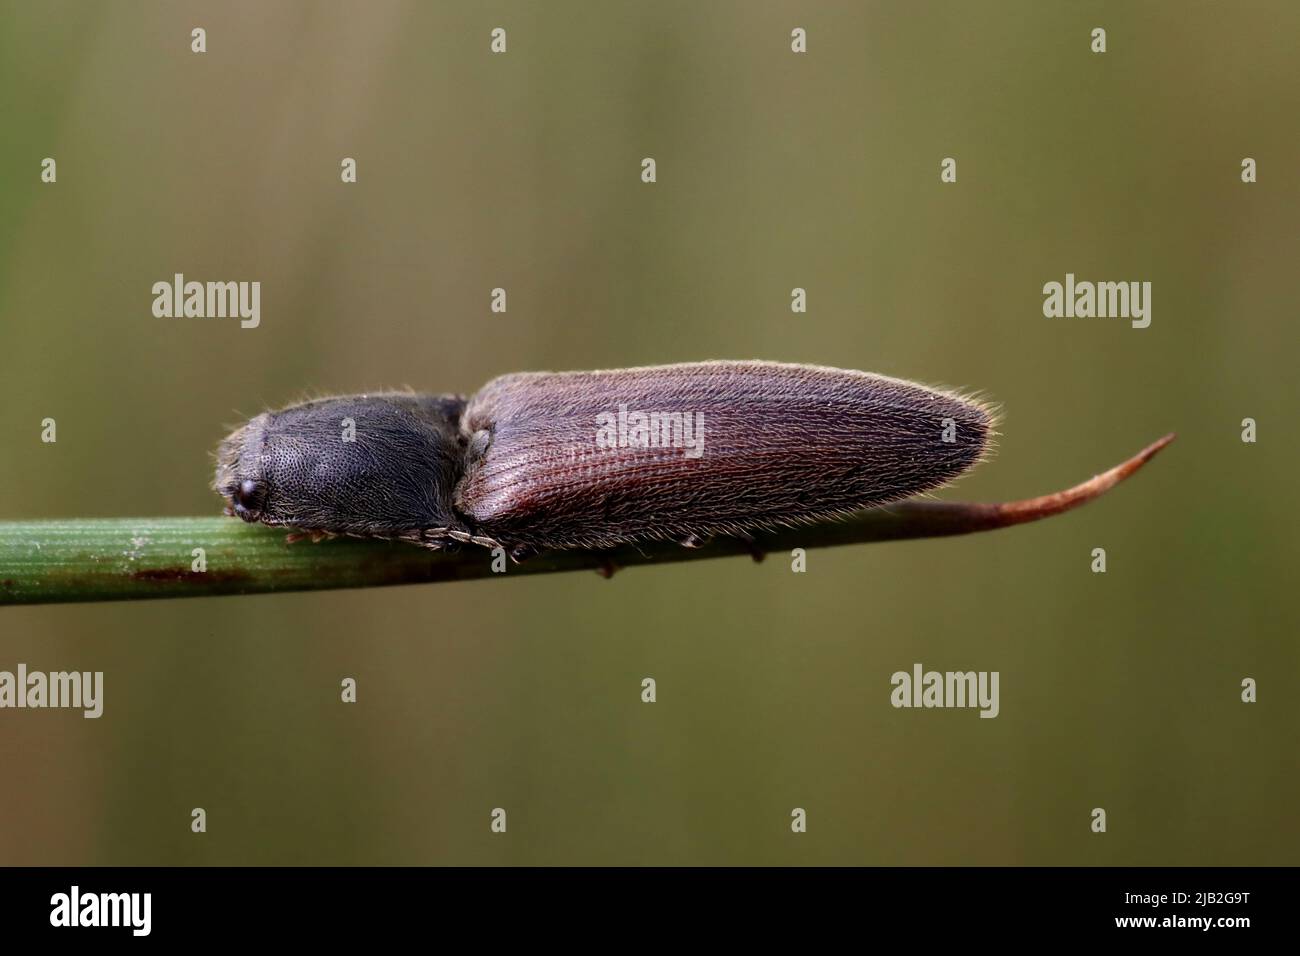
214;361;995;558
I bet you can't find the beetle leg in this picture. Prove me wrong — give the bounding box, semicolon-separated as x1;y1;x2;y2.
508;543;537;563
444;529;503;551
735;530;765;563
403;528;449;550
285;529;335;545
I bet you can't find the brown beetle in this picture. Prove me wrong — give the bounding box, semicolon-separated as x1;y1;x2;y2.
214;361;995;560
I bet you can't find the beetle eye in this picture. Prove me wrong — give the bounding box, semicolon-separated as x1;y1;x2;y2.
235;479;261;508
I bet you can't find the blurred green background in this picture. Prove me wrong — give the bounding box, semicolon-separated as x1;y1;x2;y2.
1;0;1296;865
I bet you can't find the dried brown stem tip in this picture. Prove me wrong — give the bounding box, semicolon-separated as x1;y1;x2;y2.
866;431;1177;540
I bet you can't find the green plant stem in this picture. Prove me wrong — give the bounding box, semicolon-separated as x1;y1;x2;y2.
0;434;1173;606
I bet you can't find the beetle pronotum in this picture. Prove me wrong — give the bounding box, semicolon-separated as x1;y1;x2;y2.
214;361;995;560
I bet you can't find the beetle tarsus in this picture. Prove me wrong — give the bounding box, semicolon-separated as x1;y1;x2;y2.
285;529;333;545
735;531;765;563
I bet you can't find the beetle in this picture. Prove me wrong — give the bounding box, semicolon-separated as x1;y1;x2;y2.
214;360;995;560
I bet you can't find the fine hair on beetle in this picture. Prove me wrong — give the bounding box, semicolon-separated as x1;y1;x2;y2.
214;361;998;560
